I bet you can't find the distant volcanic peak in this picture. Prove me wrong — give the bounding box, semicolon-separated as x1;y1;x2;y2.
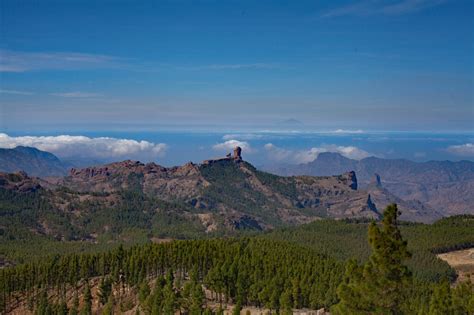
278;118;303;125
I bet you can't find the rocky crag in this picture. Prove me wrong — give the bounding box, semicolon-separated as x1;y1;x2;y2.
0;148;385;242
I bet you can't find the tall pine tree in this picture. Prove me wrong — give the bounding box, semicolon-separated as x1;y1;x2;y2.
332;204;412;315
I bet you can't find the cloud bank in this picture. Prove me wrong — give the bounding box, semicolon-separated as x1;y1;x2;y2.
0;133;167;160
446;143;474;157
332;129;364;134
264;143;371;164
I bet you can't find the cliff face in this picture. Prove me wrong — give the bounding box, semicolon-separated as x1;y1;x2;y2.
62;158;380;228
0;171;42;193
266;152;474;219
0;157;384;242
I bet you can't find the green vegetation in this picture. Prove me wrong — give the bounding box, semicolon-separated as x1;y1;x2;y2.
0;187;213;264
263;215;474;282
1;183;473;315
200;161;288;225
1;238;344;314
1;206;472;314
333;204;412;314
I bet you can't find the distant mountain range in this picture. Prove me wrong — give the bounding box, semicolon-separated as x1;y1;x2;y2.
0;146;105;177
265;152;474;218
1;145;471;231
0;146;69;177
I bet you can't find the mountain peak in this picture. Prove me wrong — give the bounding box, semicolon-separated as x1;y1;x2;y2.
0;146;67;177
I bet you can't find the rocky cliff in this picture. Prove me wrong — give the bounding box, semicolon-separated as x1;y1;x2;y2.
266;152;474;219
0;155;384;242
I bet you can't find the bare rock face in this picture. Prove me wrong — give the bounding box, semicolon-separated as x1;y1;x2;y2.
366;173;442;223
339;171;357;190
268;153;474;219
229;215;263;230
233;146;242;160
0;171;42;193
370;173;382;188
0;156;389;239
63;160;209;201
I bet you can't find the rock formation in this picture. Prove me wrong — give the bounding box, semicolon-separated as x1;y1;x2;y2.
233;146;242;160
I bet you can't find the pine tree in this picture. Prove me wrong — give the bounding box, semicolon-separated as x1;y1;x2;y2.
98;277;113;306
332;204;412;315
279;288;293;315
69;292;79;315
57;300;69;315
429;280;453;314
162;273;176;315
232;301;242;315
35;290;52;315
101;293;115;315
190;283;205;315
138;281;151;306
81;282;93;315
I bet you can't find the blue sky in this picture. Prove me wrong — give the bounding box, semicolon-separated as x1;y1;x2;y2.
0;1;473;165
0;0;472;132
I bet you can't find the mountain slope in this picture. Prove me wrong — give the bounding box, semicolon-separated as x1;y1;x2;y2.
266;152;474;217
0;157;381;247
61;157;381;227
0;146;68;177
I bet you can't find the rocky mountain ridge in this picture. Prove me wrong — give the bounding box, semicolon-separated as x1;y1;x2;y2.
266;152;474;218
60;156;381;224
0;153;396;243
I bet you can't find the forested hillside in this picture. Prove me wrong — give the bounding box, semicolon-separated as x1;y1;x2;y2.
1;209;473;314
1;239;345;314
264;215;474;282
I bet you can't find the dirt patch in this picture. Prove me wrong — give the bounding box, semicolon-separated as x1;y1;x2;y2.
197;213;218;233
437;248;474;283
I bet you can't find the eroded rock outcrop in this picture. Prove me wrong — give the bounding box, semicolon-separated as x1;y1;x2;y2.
0;171;42;193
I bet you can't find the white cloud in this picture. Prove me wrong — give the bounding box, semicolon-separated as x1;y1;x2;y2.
264;143;371;164
0;49;124;72
332;129;364;134
0;133;167;160
321;0;447;18
212;140;253;153
0;89;34;95
446;143;474;157
50;91;102;98
263;143;294;161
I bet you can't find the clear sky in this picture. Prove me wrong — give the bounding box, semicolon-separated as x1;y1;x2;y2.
0;0;473;132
